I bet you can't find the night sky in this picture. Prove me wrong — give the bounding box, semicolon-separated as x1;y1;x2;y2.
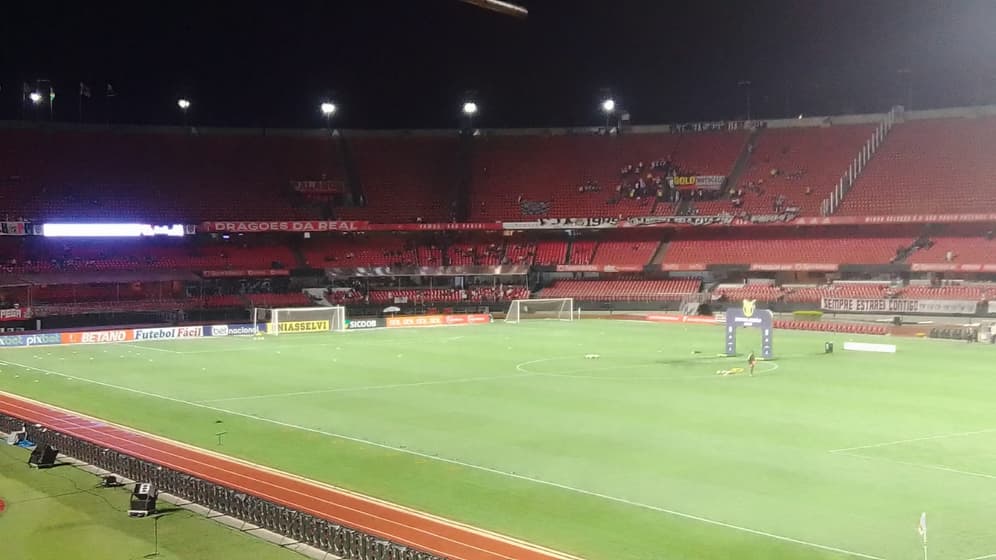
3;0;996;129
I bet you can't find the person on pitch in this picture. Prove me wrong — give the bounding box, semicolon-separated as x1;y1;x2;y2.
747;350;757;376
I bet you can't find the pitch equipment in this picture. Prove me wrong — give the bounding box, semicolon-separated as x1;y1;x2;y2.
725;299;774;359
253;306;346;336
504;298;574;324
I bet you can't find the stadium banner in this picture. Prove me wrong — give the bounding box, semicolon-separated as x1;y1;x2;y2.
23;333;61;346
0;334;26;347
503;212;797;230
326;265;529;277
821;298;977;315
291;180;343;194
346;318;384;330
0;307;31;322
200;221;367;233
277;320;330;333
668;175;726;191
794;213;996;226
554;264;644;272
660;263;707;271
0;222;29;235
910;263;996;273
202;269;291;278
134;326;204;340
750;263;839;272
60;329;136;344
208;324;260;336
363;222;503;232
385;313;490;329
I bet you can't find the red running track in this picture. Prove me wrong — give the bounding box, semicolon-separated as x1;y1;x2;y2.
0;392;578;560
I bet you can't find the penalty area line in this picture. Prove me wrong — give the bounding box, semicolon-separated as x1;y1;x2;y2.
829;426;996;454
0;358;881;560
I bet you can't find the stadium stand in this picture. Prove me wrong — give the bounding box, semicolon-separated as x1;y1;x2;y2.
336;136;459;222
839;116;996;215
541;279;700;301
713;284;784;302
591;240;660;266
735;124;877;215
0;128;344;221
568;240;597;265
467;131;746;220
908;235;996;265
663;228;913;265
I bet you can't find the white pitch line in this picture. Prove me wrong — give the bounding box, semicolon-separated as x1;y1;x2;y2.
129;344;185;354
836;450;996;481
0;358;883;560
198;373;538;404
829;427;996;454
964;553;996;560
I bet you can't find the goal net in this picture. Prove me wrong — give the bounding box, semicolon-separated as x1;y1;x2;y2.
504;298;574;323
252;306;346;335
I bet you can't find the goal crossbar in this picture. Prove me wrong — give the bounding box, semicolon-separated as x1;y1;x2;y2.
253;306;347;335
504;298;574;323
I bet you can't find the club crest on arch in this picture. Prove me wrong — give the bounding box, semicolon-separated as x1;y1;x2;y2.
742;299;757;317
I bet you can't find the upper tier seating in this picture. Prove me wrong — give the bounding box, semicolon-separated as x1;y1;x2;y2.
337;136;459;223
540;279;700;301
737;124;875;215
0;128;344;221
467;131;746;220
839;117;996;215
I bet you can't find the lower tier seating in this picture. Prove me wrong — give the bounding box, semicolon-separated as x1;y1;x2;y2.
541;279;700;301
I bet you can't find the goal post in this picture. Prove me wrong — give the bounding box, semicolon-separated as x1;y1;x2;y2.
504;298;574;323
252;306;347;335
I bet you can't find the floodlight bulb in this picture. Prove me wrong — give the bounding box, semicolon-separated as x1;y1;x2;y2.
320;102;336;115
601;98;616;113
462;101;478;116
177;99;191;110
29;92;43;104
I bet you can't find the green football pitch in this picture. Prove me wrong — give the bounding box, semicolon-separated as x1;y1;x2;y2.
1;320;995;560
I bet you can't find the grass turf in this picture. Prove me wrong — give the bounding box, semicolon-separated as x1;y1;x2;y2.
0;320;994;560
0;444;307;560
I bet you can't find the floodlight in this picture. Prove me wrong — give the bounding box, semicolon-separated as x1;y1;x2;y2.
601;98;615;113
177;99;191;110
320;102;336;116
29;92;42;104
462;101;478;116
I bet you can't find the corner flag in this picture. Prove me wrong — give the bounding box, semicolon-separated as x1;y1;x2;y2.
917;512;927;544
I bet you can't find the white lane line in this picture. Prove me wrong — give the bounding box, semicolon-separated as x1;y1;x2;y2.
836;450;996;481
829;427;996;454
198;373;537;404
0;358;883;560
